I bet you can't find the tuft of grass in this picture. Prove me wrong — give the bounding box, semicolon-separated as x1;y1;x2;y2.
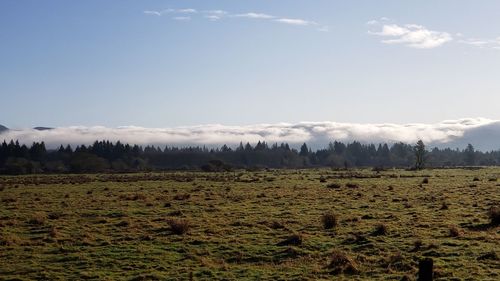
2;197;17;203
28;212;47;225
345;183;359;188
173;193;190;200
268;221;285;229
167;218;190;235
477;251;498;261
0;232;23;246
487;206;500;226
326;183;341;189
448;225;461;237
412;239;423;251
327;250;359;275
372;224;388;236
440;202;449;210
321;212;338;229
48;226;59;238
277;234;302;246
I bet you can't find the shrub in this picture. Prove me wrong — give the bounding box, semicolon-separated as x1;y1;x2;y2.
322;212;338;229
487;206;500;226
327;250;359;274
168;218;190;235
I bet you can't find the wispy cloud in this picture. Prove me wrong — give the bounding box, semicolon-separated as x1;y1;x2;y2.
143;8;327;31
460;37;500;49
204;10;228;16
177;8;197;14
370;22;453;49
233;12;275;19
204;15;221;21
143;10;162;16
366;17;390;26
2;118;497;150
274;18;316;26
143;8;197;17
173;16;191;21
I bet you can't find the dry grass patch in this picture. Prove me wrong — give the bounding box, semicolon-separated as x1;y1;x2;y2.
321;212;338;229
167;218;190;235
327;250;359;275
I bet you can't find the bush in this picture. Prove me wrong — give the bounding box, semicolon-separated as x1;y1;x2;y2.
322;212;338;229
168;218;190;235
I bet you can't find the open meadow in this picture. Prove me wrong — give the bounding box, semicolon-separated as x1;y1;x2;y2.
0;168;499;280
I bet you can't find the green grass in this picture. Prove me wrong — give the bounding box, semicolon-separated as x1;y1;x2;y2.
0;168;499;280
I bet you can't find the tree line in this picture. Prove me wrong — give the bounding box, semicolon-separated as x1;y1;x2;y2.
0;139;495;174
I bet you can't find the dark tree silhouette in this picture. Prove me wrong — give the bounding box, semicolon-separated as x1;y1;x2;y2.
414;140;426;170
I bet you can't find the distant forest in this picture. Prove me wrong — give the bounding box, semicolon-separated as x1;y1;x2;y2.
0;139;498;174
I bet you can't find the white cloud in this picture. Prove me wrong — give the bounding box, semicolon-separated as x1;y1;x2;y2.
144;8;326;32
371;23;453;49
366;17;390;26
143;10;162;16
460;37;500;49
204;10;228;16
173;16;191;21
275;18;316;26
143;8;197;16
205;15;221;21
1;118;497;150
177;8;197;14
233;12;275;19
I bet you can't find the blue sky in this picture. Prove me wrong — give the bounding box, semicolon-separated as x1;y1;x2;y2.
1;0;500;128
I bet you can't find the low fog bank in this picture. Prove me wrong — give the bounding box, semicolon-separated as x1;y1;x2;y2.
1;118;499;151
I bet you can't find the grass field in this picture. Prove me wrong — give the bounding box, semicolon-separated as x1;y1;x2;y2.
0;168;499;280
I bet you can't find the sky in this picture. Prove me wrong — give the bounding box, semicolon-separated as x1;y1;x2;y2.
1;0;500;129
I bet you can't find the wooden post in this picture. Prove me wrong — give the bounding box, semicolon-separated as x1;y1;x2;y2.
418;258;433;281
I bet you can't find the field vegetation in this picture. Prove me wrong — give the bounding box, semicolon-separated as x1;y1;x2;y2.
0;168;499;280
